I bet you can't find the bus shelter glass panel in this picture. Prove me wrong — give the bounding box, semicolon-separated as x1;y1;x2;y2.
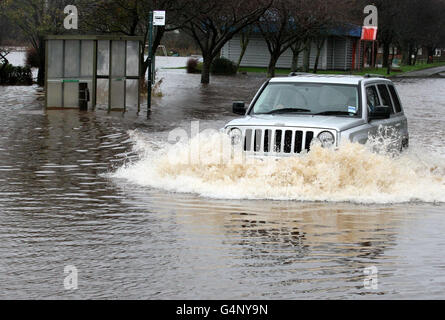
96;79;109;107
126;41;139;77
64;82;79;108
126;79;139;108
110;79;125;109
64;40;80;78
124;41;140;110
97;40;110;76
110;41;126;109
81;40;94;78
111;41;126;77
96;39;140;111
48;40;63;78
47;37;140;111
47;39;95;109
47;82;62;108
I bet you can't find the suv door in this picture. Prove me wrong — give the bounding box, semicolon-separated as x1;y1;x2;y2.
387;84;409;149
365;83;402;150
376;83;406;149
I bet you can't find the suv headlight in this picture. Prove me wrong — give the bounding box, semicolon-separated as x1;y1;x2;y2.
229;128;242;146
317;131;335;148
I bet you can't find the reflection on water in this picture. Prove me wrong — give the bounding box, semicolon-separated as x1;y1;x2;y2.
0;75;444;299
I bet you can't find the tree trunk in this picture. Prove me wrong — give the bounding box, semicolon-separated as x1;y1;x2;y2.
37;37;45;86
313;39;324;74
410;45;419;65
412;47;418;65
427;47;434;64
290;41;303;72
313;49;321;74
302;39;311;73
402;43;413;66
267;55;278;78
382;42;390;68
407;44;413;66
291;51;300;72
201;56;212;84
401;43;409;66
387;47;394;75
237;31;250;72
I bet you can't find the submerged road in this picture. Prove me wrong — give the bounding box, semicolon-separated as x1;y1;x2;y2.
0;59;445;299
396;65;445;77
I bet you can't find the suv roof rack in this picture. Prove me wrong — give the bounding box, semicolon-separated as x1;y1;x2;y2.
288;72;312;77
364;73;387;78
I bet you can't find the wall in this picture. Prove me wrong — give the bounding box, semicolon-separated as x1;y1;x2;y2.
221;35;360;71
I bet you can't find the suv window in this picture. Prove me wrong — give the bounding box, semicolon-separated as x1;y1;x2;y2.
251;83;360;117
388;85;402;113
377;84;395;114
366;86;380;112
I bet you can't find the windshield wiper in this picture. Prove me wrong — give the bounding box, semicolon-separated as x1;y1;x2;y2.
262;108;312;115
315;111;353;116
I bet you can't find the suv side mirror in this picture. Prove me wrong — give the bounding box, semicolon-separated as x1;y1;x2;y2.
369;106;391;121
233;101;246;115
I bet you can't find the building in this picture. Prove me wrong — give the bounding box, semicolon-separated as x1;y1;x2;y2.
221;25;363;71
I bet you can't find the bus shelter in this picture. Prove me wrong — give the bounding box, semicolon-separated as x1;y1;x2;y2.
45;35;143;112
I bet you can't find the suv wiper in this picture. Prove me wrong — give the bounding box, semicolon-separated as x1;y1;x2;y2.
315;111;353;116
263;108;311;115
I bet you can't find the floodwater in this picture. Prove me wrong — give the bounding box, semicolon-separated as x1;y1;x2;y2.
0;56;445;299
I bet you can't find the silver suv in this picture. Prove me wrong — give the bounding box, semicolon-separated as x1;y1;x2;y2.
225;74;409;155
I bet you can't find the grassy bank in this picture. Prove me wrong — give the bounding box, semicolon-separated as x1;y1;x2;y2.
238;61;445;77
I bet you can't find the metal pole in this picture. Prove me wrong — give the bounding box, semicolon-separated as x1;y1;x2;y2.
147;11;153;116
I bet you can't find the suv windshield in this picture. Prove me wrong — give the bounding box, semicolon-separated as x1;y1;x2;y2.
252;83;360;117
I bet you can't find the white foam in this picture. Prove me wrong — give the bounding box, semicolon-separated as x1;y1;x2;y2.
110;130;445;204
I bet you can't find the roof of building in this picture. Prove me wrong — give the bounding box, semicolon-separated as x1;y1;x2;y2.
44;35;144;41
247;21;362;38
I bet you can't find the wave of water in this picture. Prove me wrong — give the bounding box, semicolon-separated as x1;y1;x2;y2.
110;130;445;204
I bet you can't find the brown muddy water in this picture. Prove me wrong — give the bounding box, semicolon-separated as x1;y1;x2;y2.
0;67;445;299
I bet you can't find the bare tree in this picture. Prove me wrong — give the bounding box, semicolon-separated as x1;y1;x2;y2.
180;0;272;84
78;0;192;78
257;0;303;77
415;0;445;63
236;26;251;72
290;40;304;72
312;37;325;73
258;0;347;77
309;0;353;73
1;0;75;85
301;38;311;72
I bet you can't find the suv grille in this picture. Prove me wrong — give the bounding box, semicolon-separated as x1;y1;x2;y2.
243;129;315;154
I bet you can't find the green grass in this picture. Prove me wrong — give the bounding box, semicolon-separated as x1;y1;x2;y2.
238;61;445;77
162;60;445;77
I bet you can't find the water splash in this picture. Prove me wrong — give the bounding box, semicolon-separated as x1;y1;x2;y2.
110;130;445;204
